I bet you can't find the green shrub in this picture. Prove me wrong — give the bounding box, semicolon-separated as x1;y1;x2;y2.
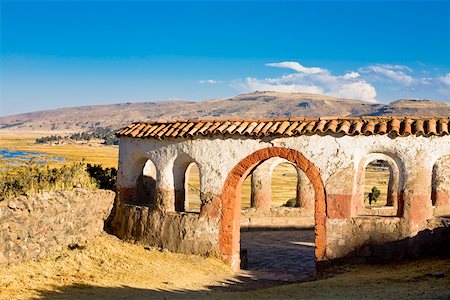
35;135;63;144
368;186;381;205
283;198;298;207
86;164;117;190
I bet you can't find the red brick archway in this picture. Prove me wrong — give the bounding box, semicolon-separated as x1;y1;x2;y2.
219;147;326;270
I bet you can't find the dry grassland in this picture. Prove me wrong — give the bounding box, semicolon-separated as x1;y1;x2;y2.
0;233;448;299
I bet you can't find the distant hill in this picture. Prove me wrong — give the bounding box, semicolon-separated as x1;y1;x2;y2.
1;92;449;133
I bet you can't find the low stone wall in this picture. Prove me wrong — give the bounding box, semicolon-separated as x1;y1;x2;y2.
326;216;450;263
111;201;219;256
0;188;115;267
241;207;314;229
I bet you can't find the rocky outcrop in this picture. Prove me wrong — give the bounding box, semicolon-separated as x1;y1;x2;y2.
0;188;115;267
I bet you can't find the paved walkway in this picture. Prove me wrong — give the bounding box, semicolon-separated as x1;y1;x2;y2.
239;230;316;282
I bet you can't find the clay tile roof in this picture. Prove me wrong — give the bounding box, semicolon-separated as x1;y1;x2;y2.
116;116;450;139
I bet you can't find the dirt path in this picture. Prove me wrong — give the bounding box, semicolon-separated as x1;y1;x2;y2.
1;232;449;299
240;230;316;282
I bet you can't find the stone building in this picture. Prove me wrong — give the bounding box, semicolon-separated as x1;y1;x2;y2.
111;116;450;271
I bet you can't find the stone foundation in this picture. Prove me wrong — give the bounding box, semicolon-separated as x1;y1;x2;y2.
110;199;220;256
326;216;450;263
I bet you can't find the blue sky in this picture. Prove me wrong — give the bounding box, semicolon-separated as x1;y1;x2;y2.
1;0;450;116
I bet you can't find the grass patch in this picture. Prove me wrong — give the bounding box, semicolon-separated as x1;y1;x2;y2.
0;161;98;201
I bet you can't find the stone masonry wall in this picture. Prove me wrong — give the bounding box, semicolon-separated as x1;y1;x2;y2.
0;188;115;267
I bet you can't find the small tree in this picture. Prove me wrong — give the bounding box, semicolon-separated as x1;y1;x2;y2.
368;186;381;205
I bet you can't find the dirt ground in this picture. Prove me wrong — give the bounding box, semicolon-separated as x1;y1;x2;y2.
1;232;449;300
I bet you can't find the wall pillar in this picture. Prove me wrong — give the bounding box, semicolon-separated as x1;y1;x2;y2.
297;169;315;213
403;159;433;236
432;155;450;216
250;163;272;211
155;161;175;212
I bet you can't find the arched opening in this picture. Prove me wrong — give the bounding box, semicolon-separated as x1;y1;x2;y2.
357;153;401;217
220;147;326;274
432;155;450;217
271;162;298;207
127;158;157;207
173;155;203;213
185;162;201;213
241;158;316;280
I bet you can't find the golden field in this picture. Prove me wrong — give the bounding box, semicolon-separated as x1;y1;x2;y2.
0;133;118;168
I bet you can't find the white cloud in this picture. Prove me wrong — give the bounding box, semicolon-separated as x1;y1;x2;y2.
266;61;326;74
238;61;377;102
199;79;218;84
439;73;450;86
234;61;450;102
343;71;360;80
377;64;413;72
361;65;414;86
332;81;377;101
245;77;324;94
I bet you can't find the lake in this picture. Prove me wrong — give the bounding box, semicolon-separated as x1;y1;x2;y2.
0;148;66;165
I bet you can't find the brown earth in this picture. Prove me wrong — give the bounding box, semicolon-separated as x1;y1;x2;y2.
0;232;449;299
1;92;449;133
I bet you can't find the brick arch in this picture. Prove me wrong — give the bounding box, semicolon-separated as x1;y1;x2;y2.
219;147;326;271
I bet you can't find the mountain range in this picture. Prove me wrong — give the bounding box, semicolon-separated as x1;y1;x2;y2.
1;92;449;133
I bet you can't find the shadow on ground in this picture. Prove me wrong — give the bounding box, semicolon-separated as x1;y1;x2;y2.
33;230;317;299
32;226;450;299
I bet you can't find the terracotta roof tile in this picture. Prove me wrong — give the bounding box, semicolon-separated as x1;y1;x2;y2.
260;122;273;135
284;121;299;136
315;119;328;133
196;122;213;135
216;121;231;133
252;122;266;135
377;121;387;134
325;119;339;133
438;118;449;134
413;119;424;135
401;119;413;136
187;122;204;136
243;122;259;135
268;121;281;134
225;121;242;134
337;120;351;134
116;116;450;139
276;121;291;135
180;122;195;136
